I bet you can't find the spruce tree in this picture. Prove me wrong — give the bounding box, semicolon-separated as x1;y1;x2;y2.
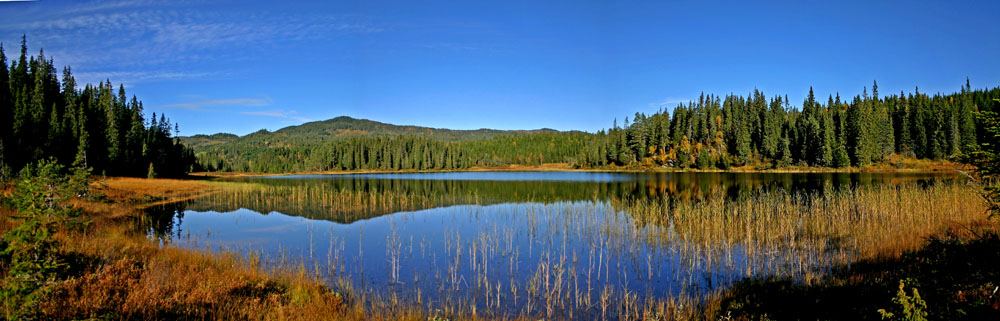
0;44;11;173
959;78;978;152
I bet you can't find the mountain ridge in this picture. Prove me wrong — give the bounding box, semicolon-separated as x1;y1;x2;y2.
180;116;575;150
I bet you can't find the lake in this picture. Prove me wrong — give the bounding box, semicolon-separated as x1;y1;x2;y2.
144;171;964;319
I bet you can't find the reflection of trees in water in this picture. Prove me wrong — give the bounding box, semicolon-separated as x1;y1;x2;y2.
143;202;188;242
138;173;974;319
152;172;955;226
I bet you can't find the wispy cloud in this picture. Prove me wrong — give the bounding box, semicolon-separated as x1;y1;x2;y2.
152;97;273;111
0;1;383;83
150;95;309;123
419;42;492;52
57;0;169;15
648;97;690;109
71;70;224;86
240;110;311;122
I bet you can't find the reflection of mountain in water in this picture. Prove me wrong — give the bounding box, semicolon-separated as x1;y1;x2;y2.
151;172;954;226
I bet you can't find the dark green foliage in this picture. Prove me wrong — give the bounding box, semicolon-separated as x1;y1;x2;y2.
961;99;1000;217
581;83;991;170
1;159;82;319
197;131;592;173
695;148;713;169
833;138;851;168
0;38;195;178
186;82;998;173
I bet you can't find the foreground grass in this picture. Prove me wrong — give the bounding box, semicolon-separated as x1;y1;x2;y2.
717;223;1000;320
4;176;997;320
2;177;345;320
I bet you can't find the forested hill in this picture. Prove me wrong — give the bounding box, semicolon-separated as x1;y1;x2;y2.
181;116;560;149
186;116;585;172
191;81;1000;174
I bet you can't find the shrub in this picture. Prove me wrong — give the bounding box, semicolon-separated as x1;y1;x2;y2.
0;159;83;319
878;280;928;321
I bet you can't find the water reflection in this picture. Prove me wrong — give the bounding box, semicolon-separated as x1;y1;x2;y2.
160;171;955;226
144;171;962;319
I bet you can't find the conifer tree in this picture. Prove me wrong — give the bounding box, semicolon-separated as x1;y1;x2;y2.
0;44;11;170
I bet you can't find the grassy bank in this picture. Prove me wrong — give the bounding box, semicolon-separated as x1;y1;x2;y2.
717;222;1000;320
3;174;997;320
2;177;347;320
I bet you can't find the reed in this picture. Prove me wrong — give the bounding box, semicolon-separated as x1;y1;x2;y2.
19;178;346;320
8;176;990;320
317;182;987;320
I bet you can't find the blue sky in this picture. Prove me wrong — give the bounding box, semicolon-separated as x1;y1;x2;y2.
1;0;998;136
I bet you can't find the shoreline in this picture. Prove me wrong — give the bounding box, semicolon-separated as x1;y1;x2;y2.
188;160;968;178
10;173;992;319
30;177;348;319
91;174;995;320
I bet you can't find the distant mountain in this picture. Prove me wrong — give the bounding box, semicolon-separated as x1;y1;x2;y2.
180;116;565;151
180;133;240;149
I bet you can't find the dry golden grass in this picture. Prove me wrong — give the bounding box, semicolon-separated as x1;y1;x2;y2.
25;177;512;320
93;177;219;207
2;177;350;320
5;175;991;320
619;183;988;263
42;225;346;319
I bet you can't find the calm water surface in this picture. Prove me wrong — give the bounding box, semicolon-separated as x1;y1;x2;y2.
145;171;956;318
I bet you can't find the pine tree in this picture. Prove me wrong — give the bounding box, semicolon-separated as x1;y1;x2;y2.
959;78;978;152
820;108;835;166
761;96;783;160
870;81;895;161
101;81;119;171
909;90;928;158
0;44;12;172
779;135;792;166
10;37;31;168
892;92;913;157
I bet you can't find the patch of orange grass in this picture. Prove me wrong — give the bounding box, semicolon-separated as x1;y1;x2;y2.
95;177;218;206
10;177;355;320
62;177;221;222
42;221;344;320
25;177;551;320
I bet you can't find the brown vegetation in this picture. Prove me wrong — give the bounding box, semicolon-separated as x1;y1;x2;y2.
5;175;994;320
16;177;347;320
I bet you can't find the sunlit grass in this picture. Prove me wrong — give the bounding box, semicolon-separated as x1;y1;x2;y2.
5;175;990;320
7;177;345;320
178;180;987;320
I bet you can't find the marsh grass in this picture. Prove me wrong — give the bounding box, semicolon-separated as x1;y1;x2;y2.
168;179;986;320
620;182;986;261
716;221;1000;320
4;176;989;320
2;177;346;320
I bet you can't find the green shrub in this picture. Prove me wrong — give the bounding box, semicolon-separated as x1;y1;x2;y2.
1;159;83;319
878;280;928;321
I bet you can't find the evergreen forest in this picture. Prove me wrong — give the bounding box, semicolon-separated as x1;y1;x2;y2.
192;82;1000;173
0;37;196;178
4;36;998;176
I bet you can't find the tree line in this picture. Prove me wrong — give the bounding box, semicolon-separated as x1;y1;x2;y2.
585;80;996;169
198;131;592;172
0;37;196;178
195;81;999;173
